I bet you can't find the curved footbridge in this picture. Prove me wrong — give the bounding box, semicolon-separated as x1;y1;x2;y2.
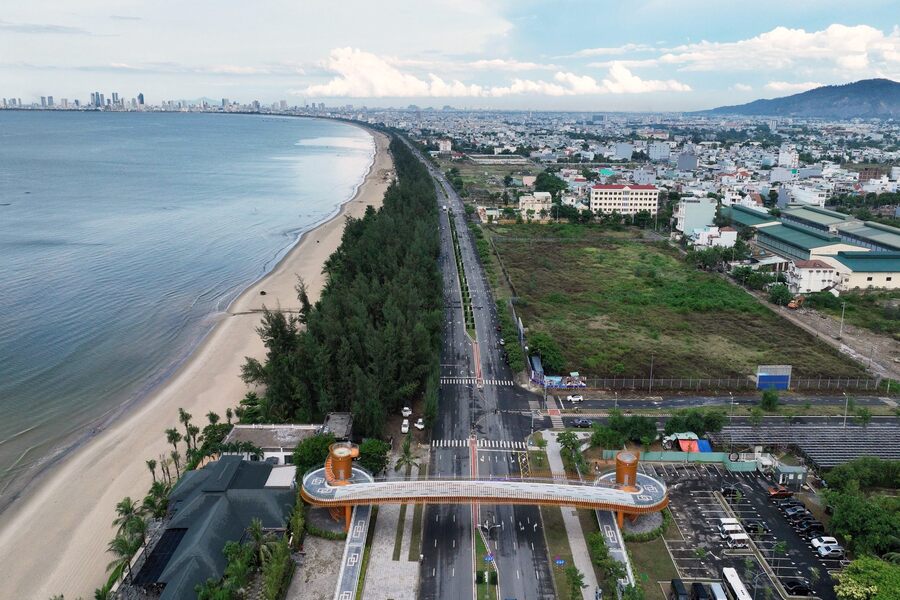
301;443;668;529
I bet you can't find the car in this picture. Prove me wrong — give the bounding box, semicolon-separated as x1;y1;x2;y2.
572;418;593;428
743;519;771;535
795;521;825;535
401;406;412;417
774;497;803;507
782;579;812;596
566;394;584;402
414;417;425;430
768;484;794;499
498;338;506;346
817;545;845;559
787;510;813;523
810;536;838;549
720;485;740;498
401;419;410;434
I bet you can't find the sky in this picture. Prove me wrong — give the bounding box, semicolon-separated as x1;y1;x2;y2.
1;0;899;111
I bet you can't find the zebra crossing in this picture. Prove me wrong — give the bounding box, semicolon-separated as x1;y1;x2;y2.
440;377;514;386
431;438;528;450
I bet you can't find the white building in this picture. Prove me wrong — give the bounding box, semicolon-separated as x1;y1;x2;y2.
692;226;737;248
778;144;799;169
437;139;452;154
518;191;553;215
648;142;671;162
786;184;828;207
614;142;634;160
589;184;659;216
222;424;320;465
788;259;837;294
674;197;717;234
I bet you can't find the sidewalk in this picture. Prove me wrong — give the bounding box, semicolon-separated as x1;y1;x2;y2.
544;431;599;600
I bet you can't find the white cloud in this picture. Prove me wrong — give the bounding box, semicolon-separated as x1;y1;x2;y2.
570;43;655;58
765;81;823;93
731;83;752;92
656;24;900;77
388;57;558;72
297;50;691;98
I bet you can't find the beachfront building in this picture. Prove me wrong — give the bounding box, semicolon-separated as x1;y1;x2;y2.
130;456;293;599
589;184;659;216
223;424;320;465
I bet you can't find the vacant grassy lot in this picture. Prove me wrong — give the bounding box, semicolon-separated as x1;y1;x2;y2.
627;538;679;600
806;289;900;339
489;223;865;378
436;157;535;198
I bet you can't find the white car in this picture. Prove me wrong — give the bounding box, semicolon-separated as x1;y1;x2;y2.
401;419;410;434
414;418;425;430
567;394;584;403
810;536;838;549
401;406;412;417
817;544;844;558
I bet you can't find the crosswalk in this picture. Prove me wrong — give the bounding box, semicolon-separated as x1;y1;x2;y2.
431;438;528;450
440;377;514;386
548;409;564;430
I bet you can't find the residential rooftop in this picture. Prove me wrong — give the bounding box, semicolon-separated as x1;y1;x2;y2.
224;424;320;450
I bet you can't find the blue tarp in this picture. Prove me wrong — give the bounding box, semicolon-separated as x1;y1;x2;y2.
697;440;713;453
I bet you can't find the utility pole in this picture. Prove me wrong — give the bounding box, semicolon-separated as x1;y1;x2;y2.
649;354;655;394
842;392;849;428
838;301;847;339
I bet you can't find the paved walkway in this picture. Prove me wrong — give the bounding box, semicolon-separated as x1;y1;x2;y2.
544;431;599;600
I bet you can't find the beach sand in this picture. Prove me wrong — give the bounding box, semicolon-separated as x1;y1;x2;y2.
0;128;393;600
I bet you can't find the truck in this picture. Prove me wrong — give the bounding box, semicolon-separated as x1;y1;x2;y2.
787;295;805;309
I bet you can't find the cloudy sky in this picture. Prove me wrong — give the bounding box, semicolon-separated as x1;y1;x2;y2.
2;0;898;111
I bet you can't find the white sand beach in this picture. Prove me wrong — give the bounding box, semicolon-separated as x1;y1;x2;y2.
0;128;393;600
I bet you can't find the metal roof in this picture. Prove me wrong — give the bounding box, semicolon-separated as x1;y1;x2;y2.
831;251;900;273
756;223;842;251
224;424;320;450
724;205;777;227
836;221;900;251
781;206;853;227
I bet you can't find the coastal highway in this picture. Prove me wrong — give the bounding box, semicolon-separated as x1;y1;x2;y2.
407;138;555;600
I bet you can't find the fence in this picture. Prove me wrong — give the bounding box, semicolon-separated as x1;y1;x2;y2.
600;449;758;472
574;376;888;393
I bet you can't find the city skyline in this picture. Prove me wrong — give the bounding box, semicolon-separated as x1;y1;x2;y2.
1;0;898;111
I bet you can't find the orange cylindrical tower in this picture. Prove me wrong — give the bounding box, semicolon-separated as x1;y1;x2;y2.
615;451;639;491
329;442;358;482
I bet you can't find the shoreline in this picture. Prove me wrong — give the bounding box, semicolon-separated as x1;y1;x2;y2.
0;123;393;600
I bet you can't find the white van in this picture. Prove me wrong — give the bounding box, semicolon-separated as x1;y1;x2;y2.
725;533;750;548
718;524;744;538
708;582;728;600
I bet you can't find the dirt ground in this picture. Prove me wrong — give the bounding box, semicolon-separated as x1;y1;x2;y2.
287;536;345;600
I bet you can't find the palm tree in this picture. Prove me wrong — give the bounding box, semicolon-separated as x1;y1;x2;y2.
142;482;169;519
171;450;182;478
225;407;233;425
165;428;182;454
207;411;220;425
146;459;157;484
187;424;200;450
106;532;141;581
178;408;193;450
246;518;277;567
113;497;144;542
394;433;419;472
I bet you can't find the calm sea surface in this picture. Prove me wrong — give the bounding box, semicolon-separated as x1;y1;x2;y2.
0;112;373;503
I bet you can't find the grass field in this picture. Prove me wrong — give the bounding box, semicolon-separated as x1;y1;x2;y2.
488;223;865;378
540;505;577;600
627;537;679;600
436;158;535;198
806;289;900;339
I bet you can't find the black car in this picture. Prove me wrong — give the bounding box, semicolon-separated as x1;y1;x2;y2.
721;485;740;497
743;519;771;535
776;498;804;509
572;418;593;428
782;579;812;596
796;521;825;536
787;510;813;523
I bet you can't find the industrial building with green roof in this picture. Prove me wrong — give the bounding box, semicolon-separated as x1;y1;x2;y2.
835;221;900;252
721;204;778;228
780;205;854;231
755;223;855;262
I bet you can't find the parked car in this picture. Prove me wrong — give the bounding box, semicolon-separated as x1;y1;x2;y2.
691;582;709;600
401;419;410;434
401;406;412;417
669;579;689;600
498;338;506;346
787;510;813;524
743;519;771;535
817;545;845;559
795;521;825;536
776;498;804;509
567;394;584;403
572;418;593;428
782;579;812;596
720;485;740;498
784;506;808;518
414;418;425;430
810;536;838;549
768;484;794;499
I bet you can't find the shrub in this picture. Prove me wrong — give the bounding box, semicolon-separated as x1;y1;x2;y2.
760;389;779;411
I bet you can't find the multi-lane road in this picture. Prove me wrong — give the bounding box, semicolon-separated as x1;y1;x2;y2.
409;140;554;600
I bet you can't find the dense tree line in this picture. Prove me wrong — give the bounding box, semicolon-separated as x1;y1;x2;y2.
240;137;443;437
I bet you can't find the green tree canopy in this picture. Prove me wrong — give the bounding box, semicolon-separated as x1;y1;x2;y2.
358;438;391;475
292;433;336;483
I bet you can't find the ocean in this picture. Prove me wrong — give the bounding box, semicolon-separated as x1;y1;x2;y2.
0;111;374;505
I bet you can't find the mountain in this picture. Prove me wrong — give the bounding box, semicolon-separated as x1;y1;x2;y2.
696;79;900;119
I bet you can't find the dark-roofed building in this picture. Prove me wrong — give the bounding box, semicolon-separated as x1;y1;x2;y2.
132;456;293;599
322;412;353;441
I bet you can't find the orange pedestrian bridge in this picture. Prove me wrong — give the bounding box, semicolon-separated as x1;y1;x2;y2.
300;443;668;528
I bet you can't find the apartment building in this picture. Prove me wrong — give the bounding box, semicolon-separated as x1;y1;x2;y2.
589;184;659;215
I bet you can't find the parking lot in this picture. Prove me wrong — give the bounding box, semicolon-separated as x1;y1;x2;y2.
639;461;838;600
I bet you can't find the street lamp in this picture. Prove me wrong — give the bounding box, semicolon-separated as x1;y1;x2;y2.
751;571;769;600
649;354;655;394
842;392;849;428
614;391;618;410
838;301;847;339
